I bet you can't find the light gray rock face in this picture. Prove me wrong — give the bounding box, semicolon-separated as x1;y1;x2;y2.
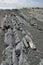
19;52;24;65
15;41;24;51
22;37;29;48
2;44;13;65
16;14;30;27
12;49;18;65
15;35;20;45
15;41;24;58
15;38;20;46
25;35;36;50
13;28;20;45
19;51;29;65
12;41;29;65
4;28;14;46
0;9;38;65
2;44;13;58
25;35;32;42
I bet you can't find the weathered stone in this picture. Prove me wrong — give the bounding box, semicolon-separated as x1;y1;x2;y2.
29;41;36;50
2;16;13;29
2;44;13;65
12;48;18;65
25;35;32;42
15;36;20;45
39;59;43;65
19;51;24;65
12;19;16;26
2;44;13;57
15;41;24;51
26;30;32;38
22;30;26;35
15;34;18;38
25;35;36;50
19;51;29;65
13;27;16;32
22;37;28;48
15;49;21;57
4;28;14;46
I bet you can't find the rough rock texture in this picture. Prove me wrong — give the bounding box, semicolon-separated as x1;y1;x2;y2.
0;8;43;65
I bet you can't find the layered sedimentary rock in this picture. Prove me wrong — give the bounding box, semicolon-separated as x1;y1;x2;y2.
0;8;43;65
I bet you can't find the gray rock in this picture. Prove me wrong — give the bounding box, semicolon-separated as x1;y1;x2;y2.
2;59;10;65
4;28;14;46
12;49;18;65
19;27;23;31
19;51;29;65
2;44;13;65
2;44;13;58
15;49;21;57
25;35;36;50
26;30;32;38
13;27;16;32
15;34;18;38
22;37;28;48
39;59;43;65
1;15;13;30
15;41;24;51
12;19;16;26
22;30;26;35
1;61;6;65
15;39;20;46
